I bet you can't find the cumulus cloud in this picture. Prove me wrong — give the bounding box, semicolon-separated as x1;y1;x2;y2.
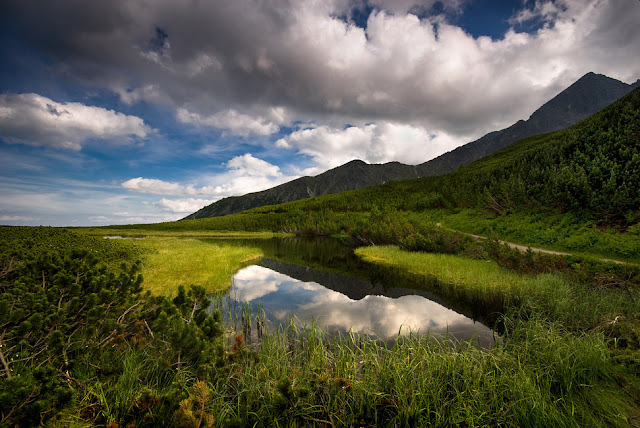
154;198;214;213
123;153;297;203
277;122;462;171
2;0;640;225
122;177;198;196
176;107;284;136
0;93;152;150
226;153;283;177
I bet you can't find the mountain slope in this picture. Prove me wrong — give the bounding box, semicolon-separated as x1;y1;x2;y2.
185;160;421;218
186;72;639;220
246;85;640;223
415;72;640;177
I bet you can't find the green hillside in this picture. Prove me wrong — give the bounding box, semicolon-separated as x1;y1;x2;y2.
287;84;640;222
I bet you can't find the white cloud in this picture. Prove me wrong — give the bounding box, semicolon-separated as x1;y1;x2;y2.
277;121;463;170
154;197;214;213
7;0;640;150
0;93;152;150
0;215;37;222
4;0;640;226
123;154;298;209
122;177;196;196
176;107;284;136
508;0;564;26
226;153;282;177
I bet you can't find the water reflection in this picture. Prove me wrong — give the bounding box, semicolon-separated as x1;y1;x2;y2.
228;258;496;348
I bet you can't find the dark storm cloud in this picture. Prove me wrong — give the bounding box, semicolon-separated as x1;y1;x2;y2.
2;0;639;141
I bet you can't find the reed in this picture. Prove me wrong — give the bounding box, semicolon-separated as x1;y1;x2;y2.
196;316;636;427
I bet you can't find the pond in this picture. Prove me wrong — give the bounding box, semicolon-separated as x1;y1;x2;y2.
212;237;496;348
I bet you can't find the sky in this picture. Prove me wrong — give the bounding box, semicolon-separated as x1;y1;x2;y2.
0;0;639;227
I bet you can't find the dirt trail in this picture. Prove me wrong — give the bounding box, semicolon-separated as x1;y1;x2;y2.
436;223;629;265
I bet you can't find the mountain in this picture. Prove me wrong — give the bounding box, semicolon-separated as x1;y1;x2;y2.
244;85;640;225
185;72;639;220
415;72;640;177
185;160;422;218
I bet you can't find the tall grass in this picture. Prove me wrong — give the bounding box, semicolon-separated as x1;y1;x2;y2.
198;317;635;427
47;315;637;427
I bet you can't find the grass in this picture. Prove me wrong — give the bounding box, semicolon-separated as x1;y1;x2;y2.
430;208;640;263
72;229;274;296
186;319;638;427
7;227;640;426
48;315;639;427
356;245;564;306
128;237;262;296
355;245;640;330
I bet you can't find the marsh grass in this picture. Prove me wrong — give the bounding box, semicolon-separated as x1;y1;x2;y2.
356;245;558;305
47;315;639;427
201;317;636;427
355;245;640;330
132;237;262;296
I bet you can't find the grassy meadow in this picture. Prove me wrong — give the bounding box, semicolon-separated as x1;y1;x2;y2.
130;237;262;296
431;208;640;263
355;245;640;328
70;229;280;296
5;221;640;425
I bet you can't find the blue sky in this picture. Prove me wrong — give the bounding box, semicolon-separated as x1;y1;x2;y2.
1;0;639;226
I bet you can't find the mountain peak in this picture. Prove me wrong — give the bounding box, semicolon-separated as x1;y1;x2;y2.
526;72;634;127
343;159;367;166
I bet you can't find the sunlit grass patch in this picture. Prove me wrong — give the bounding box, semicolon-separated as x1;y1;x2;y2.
355;245;561;301
355;245;575;321
133;238;262;296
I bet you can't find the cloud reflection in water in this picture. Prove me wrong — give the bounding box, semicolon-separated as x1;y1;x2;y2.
232;264;494;346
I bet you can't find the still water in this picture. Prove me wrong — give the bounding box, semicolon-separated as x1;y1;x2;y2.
214;237;496;348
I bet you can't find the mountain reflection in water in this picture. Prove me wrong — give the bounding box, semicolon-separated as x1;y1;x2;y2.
228;257;496;348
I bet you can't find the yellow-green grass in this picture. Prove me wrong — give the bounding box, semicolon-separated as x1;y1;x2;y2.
358;245;561;294
355;246;640;329
74;227;291;239
131;237;262;296
355;245;575;313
